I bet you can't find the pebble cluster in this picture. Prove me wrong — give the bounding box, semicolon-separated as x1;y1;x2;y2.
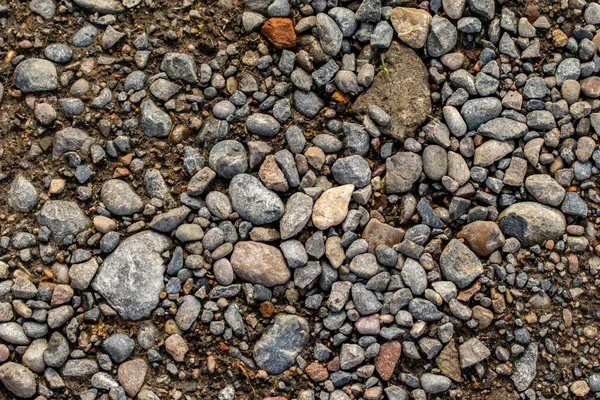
1;0;600;399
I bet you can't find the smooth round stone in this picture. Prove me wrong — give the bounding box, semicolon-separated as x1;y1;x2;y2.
213;258;235;286
102;333;135;363
100;179;144;216
14;58;58;92
246;113;281;137
212;100;236;119
498;202;566;247
230;241;291;286
30;0;56;19
422;145;448;181
440;52;465;70
581;76;600;98
0;362;37;398
561;80;580;104
44;44;73;63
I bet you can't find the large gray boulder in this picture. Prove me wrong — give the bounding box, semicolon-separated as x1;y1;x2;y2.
93;231;172;320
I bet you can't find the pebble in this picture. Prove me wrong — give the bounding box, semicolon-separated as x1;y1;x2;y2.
229;174;284;225
14;58;58;92
0;0;596;397
254;314;309;374
439;239;483;289
499;202;566;246
312;184;354;230
230;242;291;286
92;231;172;320
0;362;37;398
390;8;432;49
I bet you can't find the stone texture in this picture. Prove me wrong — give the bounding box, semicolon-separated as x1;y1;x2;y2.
362;219;405;254
457;221;505;257
36;200;91;242
230;242;291;287
92;231;172;320
390;8;432;49
261;18;296;48
253;314;309;374
312;184;354;230
351;42;431;141
498;202;567;246
439;239;483;289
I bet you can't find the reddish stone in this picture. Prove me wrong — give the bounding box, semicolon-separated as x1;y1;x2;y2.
456;221;505;257
259;301;275;318
374;341;401;381
258;155;288;192
327;356;340;372
525;4;540;23
118;358;147;397
165;334;188;362
355;315;381;335
305;362;329;382
457;281;481;302
566;253;579;274
472;305;494;329
261;18;296;49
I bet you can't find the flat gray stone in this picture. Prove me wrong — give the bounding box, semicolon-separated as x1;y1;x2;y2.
92;231;172;320
7;175;38;213
439;239;483;289
280;192;313;240
253;314;309;374
73;0;124;13
14;58;57;92
100;180;144;216
511;343;538;392
36;200;90;242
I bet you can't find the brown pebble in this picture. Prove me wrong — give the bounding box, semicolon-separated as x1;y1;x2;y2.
374;341;401;381
259;301;275;318
571;380;590;397
305;362;328;382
